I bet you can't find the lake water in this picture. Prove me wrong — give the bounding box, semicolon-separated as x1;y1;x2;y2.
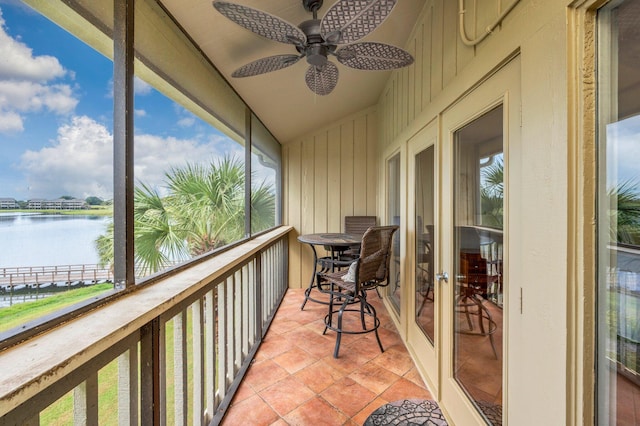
0;213;111;268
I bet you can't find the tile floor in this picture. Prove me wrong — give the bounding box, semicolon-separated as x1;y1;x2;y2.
220;288;433;425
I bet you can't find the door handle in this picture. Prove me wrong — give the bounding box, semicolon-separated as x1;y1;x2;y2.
436;272;449;283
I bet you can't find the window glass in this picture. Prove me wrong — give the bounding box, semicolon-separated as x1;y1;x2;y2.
125;82;246;278
251;114;279;234
0;2;115;332
597;1;640;423
388;153;401;313
415;146;435;342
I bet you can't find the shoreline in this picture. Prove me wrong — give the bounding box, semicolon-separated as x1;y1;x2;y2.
0;207;113;217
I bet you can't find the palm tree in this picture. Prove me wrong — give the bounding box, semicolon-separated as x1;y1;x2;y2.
96;156;275;275
608;180;640;245
480;157;504;229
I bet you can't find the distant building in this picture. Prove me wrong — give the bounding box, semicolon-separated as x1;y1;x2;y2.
0;198;17;209
27;198;87;210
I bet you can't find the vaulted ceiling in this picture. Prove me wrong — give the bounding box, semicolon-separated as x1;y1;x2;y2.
159;0;425;143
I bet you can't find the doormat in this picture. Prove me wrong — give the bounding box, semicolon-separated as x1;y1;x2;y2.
363;399;448;426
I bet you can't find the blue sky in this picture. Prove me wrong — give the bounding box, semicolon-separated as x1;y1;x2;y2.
0;0;242;201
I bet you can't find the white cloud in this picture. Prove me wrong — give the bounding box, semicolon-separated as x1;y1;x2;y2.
177;116;196;127
0;7;77;134
134;77;152;95
135;109;147;117
0;110;22;132
20;116;113;199
19;115;238;199
0;10;66;82
0;81;77;115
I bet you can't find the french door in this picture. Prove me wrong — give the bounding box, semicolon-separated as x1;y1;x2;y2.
407;57;520;425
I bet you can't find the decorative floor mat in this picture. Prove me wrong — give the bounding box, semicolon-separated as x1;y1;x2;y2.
476;400;502;426
364;399;448;426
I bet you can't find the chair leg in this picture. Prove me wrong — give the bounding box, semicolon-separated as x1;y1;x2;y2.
323;282;335;335
364;299;384;353
333;298;349;358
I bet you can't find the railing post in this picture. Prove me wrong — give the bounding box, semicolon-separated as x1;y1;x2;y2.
256;251;263;340
173;311;188;426
118;344;139;425
192;299;205;426
73;373;98;425
140;318;160;425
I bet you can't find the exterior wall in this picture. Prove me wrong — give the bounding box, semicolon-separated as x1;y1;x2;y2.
377;0;572;425
284;0;578;424
283;109;378;289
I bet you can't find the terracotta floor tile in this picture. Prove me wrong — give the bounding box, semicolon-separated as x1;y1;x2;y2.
220;394;279;426
243;359;290;392
259;375;315;416
380;377;433;402
370;344;415;376
403;366;428;388
254;334;294;360
283;396;349;426
221;289;437;425
229;380;255;405
273;346;319;374
321;377;377;417
348;360;402;395
294;360;346;393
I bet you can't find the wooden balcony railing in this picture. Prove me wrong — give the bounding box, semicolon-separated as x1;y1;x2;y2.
0;226;293;425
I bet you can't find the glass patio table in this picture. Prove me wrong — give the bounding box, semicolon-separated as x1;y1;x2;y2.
297;233;361;310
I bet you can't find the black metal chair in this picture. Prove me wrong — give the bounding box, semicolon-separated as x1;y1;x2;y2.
318;225;399;358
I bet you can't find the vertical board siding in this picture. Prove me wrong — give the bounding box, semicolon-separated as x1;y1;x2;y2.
283;110;378;288
282;0;504;287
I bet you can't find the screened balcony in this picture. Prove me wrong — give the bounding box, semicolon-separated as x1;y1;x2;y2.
0;227;437;425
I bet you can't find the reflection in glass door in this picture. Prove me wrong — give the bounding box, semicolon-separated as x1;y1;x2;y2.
416;146;436;343
453;105;504;425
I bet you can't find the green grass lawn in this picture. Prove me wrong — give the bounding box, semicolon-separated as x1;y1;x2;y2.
0;283;114;333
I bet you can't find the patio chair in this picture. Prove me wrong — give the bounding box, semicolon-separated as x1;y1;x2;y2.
319;225;399;358
337;215;377;260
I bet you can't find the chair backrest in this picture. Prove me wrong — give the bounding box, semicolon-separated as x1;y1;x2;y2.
355;225;399;291
344;216;377;236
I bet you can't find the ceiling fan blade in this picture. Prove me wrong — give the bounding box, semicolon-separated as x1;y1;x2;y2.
232;54;302;77
305;62;339;96
320;0;397;44
213;1;306;45
336;42;414;70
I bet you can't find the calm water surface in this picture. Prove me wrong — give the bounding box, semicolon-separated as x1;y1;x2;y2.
0;213;111;267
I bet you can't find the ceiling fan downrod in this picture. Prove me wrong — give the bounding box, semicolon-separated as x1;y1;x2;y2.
302;0;323;19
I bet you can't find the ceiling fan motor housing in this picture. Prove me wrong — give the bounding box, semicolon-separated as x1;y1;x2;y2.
298;19;330;67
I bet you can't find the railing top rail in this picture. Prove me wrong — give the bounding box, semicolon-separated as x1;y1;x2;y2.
0;225;293;416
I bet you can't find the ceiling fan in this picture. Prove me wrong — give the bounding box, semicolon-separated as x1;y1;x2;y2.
212;0;414;95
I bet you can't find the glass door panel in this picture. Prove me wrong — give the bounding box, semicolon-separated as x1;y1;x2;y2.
453;105;504;425
388;153;402;314
597;1;640;424
416;146;436;343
